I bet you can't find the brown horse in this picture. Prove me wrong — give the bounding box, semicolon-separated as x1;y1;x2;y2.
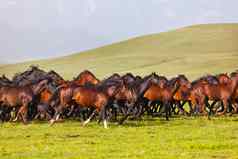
172;75;192;114
144;74;179;120
74;70;100;85
188;74;237;116
0;79;49;123
72;86;109;128
49;83;110;128
228;72;238;113
34;87;55;120
49;76;123;127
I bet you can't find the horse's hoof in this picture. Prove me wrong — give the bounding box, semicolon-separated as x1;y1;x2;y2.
12;118;18;122
49;119;55;126
82;122;87;127
23;121;28;125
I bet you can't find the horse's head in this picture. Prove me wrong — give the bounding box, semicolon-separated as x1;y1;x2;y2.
122;73;136;84
75;70;100;85
217;73;231;85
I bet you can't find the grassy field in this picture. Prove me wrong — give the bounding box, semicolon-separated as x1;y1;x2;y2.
0;23;238;80
0;116;238;159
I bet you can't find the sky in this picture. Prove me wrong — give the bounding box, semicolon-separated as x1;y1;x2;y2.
0;0;237;63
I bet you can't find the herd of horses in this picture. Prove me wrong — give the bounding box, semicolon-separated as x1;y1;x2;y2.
1;66;238;128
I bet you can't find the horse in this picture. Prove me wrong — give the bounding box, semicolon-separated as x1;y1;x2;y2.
49;75;124;126
116;73;156;124
143;74;179;120
12;66;48;86
33;81;58;121
0;79;49;123
228;72;238;113
121;73;136;85
49;83;110;128
188;74;237;116
73;70;100;85
72;86;109;128
103;73;121;82
172;75;192;115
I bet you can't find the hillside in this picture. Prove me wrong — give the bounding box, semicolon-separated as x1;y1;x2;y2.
0;23;238;80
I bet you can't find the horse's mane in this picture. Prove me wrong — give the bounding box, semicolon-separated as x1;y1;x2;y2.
47;70;64;81
178;74;189;82
122;73;135;78
230;72;238;77
192;74;218;85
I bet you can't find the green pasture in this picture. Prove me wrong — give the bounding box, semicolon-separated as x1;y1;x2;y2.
0;116;238;159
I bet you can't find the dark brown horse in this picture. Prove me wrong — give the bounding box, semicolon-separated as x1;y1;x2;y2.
116;73;156;124
0;79;49;123
0;75;13;86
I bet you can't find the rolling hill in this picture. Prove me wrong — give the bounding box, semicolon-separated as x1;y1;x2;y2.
0;23;238;80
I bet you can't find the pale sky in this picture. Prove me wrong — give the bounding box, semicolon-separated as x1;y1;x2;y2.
0;0;237;63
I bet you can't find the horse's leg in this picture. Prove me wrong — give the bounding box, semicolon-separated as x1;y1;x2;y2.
146;101;152;115
50;106;63;125
112;102;118;121
67;105;75;117
34;111;40;120
135;102;144;118
118;106;134;125
13;105;26;123
19;104;28;124
200;102;208;116
215;101;224;113
176;101;185;115
101;105;108;129
82;109;97;127
164;101;170;121
0;104;4;123
188;101;193;115
231;100;238;113
218;99;228;115
209;100;217;114
158;102;164;114
13;107;21;122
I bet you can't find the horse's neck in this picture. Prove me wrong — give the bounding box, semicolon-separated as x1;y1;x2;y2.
231;76;238;93
31;80;47;95
137;78;151;97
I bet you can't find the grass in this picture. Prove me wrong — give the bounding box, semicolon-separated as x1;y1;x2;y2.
0;23;238;80
0;116;238;159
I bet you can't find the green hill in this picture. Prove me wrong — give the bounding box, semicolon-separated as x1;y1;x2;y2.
1;23;238;80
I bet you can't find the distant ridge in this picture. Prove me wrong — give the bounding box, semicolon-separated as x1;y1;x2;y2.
0;23;238;80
